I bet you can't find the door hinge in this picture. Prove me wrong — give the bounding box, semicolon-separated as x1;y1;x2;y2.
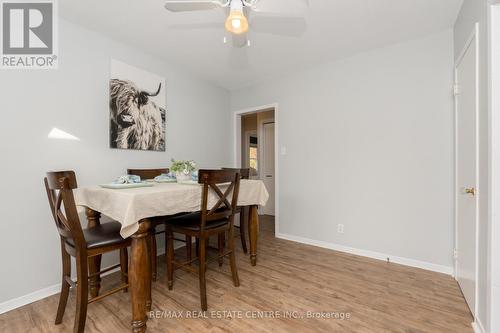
453;84;460;96
454;248;458;260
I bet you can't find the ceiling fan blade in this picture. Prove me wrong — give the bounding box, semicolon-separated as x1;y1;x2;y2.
251;16;307;37
250;0;309;16
164;0;225;12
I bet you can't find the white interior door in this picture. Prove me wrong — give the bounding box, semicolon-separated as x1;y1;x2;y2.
455;29;478;316
261;122;275;215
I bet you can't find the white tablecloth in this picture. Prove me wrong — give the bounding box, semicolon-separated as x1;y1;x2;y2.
75;180;269;238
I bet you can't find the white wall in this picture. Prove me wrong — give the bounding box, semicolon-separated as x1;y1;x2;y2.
0;19;231;306
231;30;455;272
454;1;490;331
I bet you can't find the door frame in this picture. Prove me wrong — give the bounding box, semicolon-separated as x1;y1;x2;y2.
259;119;275;216
233;103;279;235
257;113;275;181
489;3;500;332
454;22;480;319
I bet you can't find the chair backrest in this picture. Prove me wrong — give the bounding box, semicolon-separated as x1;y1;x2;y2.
221;167;250;179
198;169;241;232
44;171;86;251
127;168;169;180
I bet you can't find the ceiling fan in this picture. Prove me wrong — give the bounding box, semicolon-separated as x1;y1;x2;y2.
164;0;309;47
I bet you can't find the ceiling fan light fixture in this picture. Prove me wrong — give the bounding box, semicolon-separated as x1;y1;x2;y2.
225;1;249;34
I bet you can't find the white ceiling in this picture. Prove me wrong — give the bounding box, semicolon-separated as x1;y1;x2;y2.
59;0;463;90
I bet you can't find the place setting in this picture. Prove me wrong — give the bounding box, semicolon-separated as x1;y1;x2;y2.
100;159;200;189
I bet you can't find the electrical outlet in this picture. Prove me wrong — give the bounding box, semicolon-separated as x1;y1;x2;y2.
337;224;344;234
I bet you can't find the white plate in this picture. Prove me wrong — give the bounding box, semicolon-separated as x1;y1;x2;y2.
100;182;154;189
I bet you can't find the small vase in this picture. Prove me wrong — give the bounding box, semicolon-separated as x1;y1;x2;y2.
175;172;192;183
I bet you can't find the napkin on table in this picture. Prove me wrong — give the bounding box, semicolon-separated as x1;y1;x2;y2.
113;175;142;184
154;172;176;182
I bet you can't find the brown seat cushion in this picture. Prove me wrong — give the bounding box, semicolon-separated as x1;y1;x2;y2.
66;221;126;249
167;212;229;231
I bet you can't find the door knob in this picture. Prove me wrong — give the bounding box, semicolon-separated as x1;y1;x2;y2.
464;187;476;196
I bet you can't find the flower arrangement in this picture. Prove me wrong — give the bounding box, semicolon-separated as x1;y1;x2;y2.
170;159;196;182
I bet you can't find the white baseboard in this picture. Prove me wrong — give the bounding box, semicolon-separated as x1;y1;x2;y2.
472;319;486;333
0;240;186;315
0;264;123;315
0;283;61;315
276;232;454;275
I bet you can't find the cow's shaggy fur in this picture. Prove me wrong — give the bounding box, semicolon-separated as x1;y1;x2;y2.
109;79;165;151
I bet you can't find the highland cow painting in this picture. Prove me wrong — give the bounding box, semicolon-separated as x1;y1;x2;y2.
109;60;166;151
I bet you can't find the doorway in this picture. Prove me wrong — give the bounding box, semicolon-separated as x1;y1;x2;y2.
454;23;479;318
239;109;276;216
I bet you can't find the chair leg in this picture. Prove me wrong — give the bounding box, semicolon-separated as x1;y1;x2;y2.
55;245;71;325
198;237;208;311
228;226;240;287
218;233;225;267
120;247;128;293
186;235;192;264
150;230;157;282
166;229;174;290
195;238;199;255
240;208;248;254
75;256;89;333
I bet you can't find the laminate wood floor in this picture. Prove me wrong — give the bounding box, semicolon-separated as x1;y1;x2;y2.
0;216;472;333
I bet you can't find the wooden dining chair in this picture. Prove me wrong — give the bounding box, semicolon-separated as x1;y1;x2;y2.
222;167;250;253
127;168;169;181
165;169;241;311
44;171;130;333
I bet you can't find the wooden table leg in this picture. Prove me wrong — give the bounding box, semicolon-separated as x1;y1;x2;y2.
239;207;248;254
146;233;152;313
130;219;152;333
147;233;157;282
85;208;102;298
248;205;259;266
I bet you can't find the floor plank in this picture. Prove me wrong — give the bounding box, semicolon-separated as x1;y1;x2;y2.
0;216;472;332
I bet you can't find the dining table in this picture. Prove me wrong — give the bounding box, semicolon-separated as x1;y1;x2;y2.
74;179;269;333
